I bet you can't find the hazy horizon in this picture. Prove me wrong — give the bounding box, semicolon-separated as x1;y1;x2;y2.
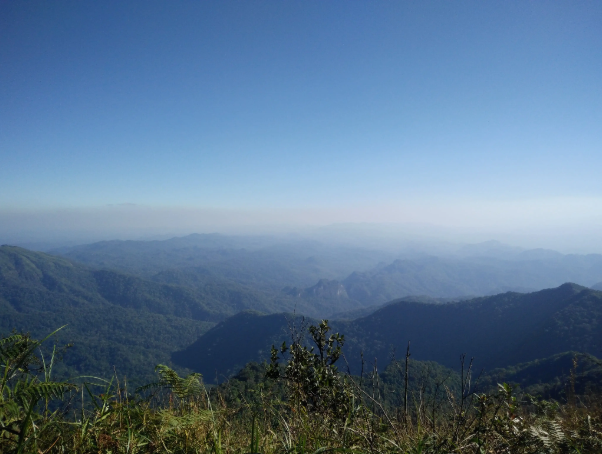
2;2;601;253
2;203;601;254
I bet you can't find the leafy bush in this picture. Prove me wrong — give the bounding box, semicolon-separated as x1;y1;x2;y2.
266;319;352;418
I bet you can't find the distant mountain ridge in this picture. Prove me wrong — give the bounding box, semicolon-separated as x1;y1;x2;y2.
455;240;525;259
328;294;463;320
340;256;602;304
55;233;398;292
5;236;602;385
58;235;602;306
282;252;602;307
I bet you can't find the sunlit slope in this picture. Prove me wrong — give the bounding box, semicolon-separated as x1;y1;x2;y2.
0;245;216;380
1;245;224;320
0;245;325;320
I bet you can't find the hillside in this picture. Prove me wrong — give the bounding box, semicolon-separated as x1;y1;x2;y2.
0;244;379;379
341;283;602;371
0;245;228;379
0;245;279;321
5;243;602;386
173;284;602;380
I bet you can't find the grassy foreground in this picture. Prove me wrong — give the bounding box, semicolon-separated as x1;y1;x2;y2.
1;324;602;454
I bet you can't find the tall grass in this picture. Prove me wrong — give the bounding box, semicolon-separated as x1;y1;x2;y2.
1;327;601;453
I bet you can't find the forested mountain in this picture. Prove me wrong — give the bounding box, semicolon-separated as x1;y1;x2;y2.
0;245;333;380
341;283;602;370
0;246;216;380
173;284;602;380
0;245;292;321
1;243;368;322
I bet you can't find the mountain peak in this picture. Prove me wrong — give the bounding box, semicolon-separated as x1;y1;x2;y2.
556;282;588;294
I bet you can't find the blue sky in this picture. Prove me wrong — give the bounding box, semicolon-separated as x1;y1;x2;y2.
1;1;601;245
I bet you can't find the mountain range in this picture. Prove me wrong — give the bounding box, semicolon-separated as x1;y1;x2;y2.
2;235;602;390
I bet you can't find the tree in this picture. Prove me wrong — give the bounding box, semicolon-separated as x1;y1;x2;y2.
266;320;352;418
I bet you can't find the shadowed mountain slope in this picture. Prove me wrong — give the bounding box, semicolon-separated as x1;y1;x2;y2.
172;311;307;381
173;284;602;380
477;352;602;398
342;283;602;370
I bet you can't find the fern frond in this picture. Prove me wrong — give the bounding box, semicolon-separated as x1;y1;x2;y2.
154;364;204;399
0;334;24;346
528;419;566;449
13;379;75;403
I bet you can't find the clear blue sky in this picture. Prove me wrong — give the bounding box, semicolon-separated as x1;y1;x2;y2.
1;1;601;241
